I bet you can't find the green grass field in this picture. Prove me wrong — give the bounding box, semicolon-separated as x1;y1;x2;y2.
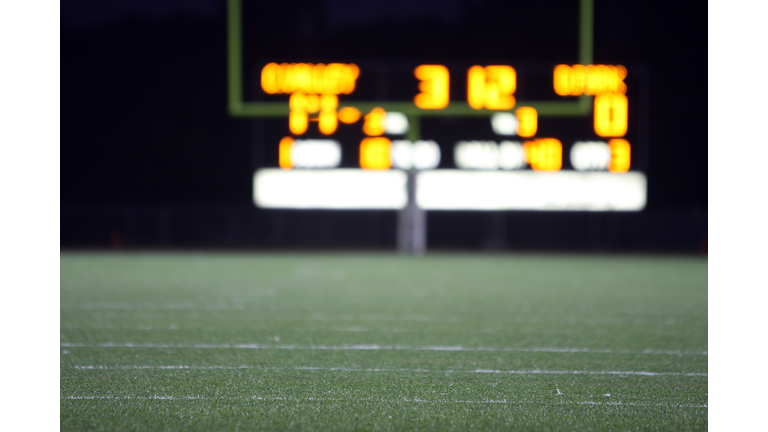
61;252;707;431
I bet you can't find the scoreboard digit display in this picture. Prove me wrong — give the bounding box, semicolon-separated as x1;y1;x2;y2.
227;0;648;249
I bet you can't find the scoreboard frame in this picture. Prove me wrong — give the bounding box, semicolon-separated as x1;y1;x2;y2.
227;0;596;129
226;0;649;254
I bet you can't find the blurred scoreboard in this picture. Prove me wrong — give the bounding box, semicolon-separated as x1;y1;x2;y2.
228;0;647;212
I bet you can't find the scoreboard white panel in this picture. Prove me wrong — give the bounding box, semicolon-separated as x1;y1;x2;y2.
254;169;407;209
417;170;646;211
253;169;645;211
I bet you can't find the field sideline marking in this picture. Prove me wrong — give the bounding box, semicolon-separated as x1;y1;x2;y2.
60;395;708;408
69;364;707;377
60;342;707;356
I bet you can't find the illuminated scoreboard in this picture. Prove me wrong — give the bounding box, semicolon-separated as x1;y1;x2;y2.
227;0;647;217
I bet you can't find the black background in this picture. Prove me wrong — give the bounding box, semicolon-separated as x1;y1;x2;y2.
61;0;707;250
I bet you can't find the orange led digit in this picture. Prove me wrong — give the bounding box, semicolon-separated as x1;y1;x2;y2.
320;94;338;112
587;65;627;95
584;65;599;95
516;107;537;138
289;91;305;110
278;136;294;169
304;94;320;113
485;66;516;109
594;93;628;137
261;63;280;94
414;65;449;109
608;139;631;173
554;64;627;96
338;64;360;94
553;64;571;96
318;94;338;135
467;66;486;109
523;138;562;172
261;63;360;95
289;110;308;135
293;63;312;93
360;137;391;170
570;64;585;96
288;92;308;135
467;66;516;110
615;65;628;94
363;107;386;136
322;63;342;94
338;107;361;124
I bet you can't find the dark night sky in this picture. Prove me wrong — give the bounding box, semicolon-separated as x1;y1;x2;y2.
61;0;707;211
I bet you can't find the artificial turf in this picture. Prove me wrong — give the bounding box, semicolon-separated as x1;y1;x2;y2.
60;252;707;431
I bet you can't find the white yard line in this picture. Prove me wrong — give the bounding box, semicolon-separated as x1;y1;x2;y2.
59;306;705;324
69;364;707;377
577;401;708;408
60;342;707;356
61;395;707;408
471;369;707;377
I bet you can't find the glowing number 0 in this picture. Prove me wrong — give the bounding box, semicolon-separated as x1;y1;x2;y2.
594;94;628;137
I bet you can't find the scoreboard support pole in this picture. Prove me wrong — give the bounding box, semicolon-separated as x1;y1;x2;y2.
397;170;426;255
398;115;427;255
